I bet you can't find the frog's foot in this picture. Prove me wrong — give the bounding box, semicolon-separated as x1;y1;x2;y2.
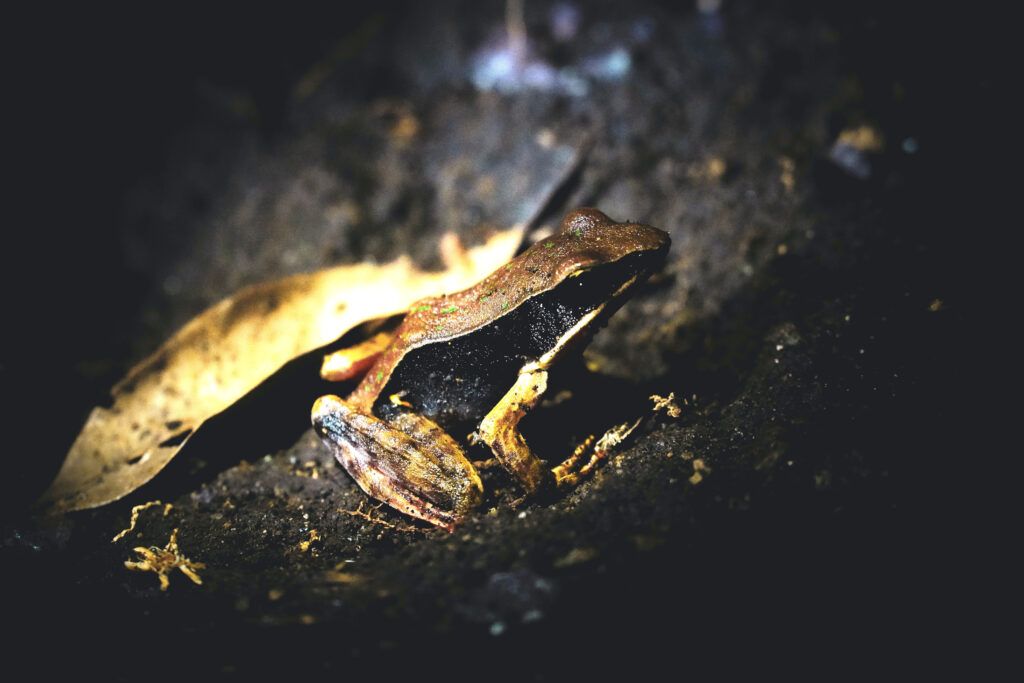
312;395;483;531
551;434;606;488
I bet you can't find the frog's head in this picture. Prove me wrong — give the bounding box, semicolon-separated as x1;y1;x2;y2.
516;207;670;319
552;207;670;278
442;207;670;373
478;207;670;313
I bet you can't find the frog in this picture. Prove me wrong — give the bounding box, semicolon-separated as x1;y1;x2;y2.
312;208;670;530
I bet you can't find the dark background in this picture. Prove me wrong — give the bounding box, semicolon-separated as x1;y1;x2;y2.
3;1;994;677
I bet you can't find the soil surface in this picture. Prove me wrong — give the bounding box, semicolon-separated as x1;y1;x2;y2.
4;2;987;678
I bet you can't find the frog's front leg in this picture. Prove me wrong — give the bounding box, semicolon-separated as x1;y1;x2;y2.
476;369;553;494
312;395;484;531
478;367;610;496
320;330;395;381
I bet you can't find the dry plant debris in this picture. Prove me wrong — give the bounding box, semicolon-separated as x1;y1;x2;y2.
124;528;205;591
650;393;682;418
111;500;173;543
298;529;321;552
344;501;424;532
689;459;710;485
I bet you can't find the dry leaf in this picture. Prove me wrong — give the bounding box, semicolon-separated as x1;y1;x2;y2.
38;230;523;514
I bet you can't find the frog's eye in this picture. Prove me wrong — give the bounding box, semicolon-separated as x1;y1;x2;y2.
561;207;615;237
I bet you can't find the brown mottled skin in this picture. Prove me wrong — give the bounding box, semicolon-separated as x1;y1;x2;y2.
313;208;669;530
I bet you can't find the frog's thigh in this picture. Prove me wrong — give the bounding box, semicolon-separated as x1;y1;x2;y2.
477;369;551;494
312;395;483;530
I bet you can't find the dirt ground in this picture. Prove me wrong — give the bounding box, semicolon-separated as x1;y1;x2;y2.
4;2;986;678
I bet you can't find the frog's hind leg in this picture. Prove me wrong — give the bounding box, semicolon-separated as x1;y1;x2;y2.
312;395;483;531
